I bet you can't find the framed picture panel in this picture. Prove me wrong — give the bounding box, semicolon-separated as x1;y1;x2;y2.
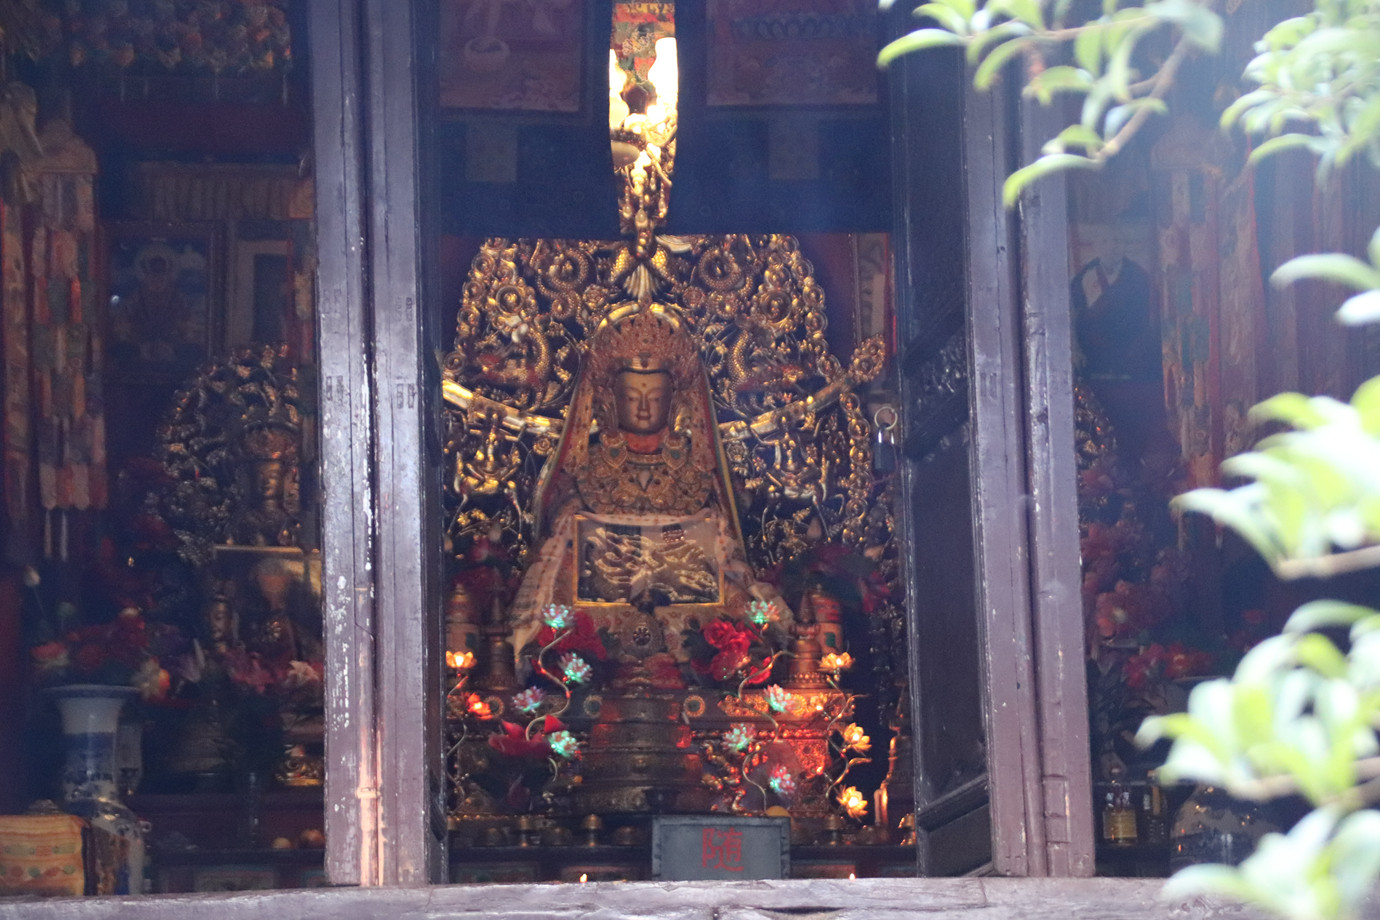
104;221;222;381
438;0;589;113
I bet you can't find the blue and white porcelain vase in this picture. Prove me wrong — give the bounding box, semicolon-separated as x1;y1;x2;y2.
47;684;146;895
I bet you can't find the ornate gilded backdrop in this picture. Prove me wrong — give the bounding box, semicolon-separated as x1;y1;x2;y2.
442;234;891;578
437;21;906;831
440;228;907;827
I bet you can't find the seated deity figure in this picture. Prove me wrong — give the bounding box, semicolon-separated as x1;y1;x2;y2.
228;423;301;548
508;305;786;675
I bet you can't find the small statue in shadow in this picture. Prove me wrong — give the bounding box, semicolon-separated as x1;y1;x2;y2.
228;423;301;548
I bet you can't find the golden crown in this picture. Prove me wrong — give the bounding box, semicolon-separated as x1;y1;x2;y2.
241;423;298;461
593;304;695;380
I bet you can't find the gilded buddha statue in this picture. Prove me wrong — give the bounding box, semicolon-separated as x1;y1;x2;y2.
508;304;789;672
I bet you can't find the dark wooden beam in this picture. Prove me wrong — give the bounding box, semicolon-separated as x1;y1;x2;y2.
1015;97;1095;878
362;0;448;885
961;80;1048;878
0;877;1283;919
308;0;381;887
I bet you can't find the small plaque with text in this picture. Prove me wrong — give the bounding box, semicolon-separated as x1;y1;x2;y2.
651;816;790;880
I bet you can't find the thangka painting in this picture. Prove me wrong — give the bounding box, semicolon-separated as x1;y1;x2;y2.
439;0;587;112
104;221;221;380
613;2;675;99
706;0;879;107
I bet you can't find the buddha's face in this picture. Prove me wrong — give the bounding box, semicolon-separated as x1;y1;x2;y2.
615;370;672;435
205;600;234;642
253;460;285;505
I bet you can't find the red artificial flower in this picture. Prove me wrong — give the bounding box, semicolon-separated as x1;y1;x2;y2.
1122;644;1167;691
1164;642;1213;680
487;721;553;759
742;656;774;686
71;642;108;675
107;612;150;668
703;618;751;654
30;641;69;672
709;648;750;681
536;608;607;661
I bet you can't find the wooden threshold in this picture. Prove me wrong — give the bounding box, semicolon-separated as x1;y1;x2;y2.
0;876;1287;919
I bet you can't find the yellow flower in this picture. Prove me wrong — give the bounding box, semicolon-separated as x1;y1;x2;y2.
820;651;854;673
841;723;871;753
837;785;868;820
446;650;476;670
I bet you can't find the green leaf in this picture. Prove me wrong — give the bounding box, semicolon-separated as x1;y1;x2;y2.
1004;0;1045;30
877;29;966;68
973;34;1031;89
1295;632;1348;678
967;19;1034;62
1350;376;1380;435
1339;94;1380;167
1247;132;1320;164
1221;88;1275;129
912;2;972;35
1104;24;1142;101
1249;392;1342;429
1173;485;1286;564
1285;600;1380;634
949;0;978;20
1001;154;1099;206
1105;97;1169;136
1272;253;1380;292
1026;65;1095;105
1137;708;1233;767
1260;14;1316;50
1231;683;1275;745
1220;450;1305;489
1346;631;1380;686
1043;122;1105;154
1330;810;1380;911
1235;634;1299;684
1075;24;1103;73
1338;289;1380;326
1179;3;1223;50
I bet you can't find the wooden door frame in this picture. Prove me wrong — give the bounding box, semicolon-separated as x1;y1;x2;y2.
311;1;1092;884
960;79;1094;877
311;0;381;887
311;0;446;885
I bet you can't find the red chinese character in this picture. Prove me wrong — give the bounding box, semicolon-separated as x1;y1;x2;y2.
701;827;745;872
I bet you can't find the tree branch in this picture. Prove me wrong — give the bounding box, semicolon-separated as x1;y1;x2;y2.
1275;545;1380;581
1223;757;1380;804
1092;36;1191;163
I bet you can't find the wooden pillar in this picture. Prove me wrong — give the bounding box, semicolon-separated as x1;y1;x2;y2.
1015;98;1096;879
963;82;1093;878
960;80;1049;878
890;56;1093;875
311;0;445;885
362;0;447;885
310;0;381;887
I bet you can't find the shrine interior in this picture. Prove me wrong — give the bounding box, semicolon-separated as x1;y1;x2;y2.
1;0;1378;899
